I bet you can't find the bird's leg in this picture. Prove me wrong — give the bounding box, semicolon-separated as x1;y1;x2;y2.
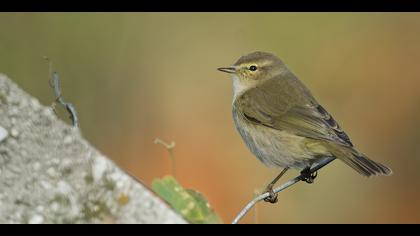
264;167;289;204
300;166;318;184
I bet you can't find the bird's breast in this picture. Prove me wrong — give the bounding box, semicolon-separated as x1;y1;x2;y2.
231;106;313;169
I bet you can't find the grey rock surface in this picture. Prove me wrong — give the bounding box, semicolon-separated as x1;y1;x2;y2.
0;74;186;224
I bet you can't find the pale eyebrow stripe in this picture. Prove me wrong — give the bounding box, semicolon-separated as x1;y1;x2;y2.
240;60;272;68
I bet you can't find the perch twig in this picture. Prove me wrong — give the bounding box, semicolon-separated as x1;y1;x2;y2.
232;156;336;224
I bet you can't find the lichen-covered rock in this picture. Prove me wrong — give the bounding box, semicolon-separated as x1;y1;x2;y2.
0;74;186;224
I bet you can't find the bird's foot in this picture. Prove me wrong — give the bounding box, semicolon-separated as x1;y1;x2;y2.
300;167;317;184
263;184;278;204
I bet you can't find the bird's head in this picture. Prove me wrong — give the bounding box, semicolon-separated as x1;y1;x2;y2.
218;51;288;80
218;51;289;96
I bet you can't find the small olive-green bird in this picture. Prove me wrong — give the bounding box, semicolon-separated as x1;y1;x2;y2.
218;51;392;203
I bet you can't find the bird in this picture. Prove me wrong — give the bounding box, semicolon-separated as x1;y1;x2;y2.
218;51;392;203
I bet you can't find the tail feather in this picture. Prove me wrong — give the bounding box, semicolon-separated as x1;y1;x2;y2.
328;144;392;177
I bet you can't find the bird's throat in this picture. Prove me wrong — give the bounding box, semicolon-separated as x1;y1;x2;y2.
231;76;257;101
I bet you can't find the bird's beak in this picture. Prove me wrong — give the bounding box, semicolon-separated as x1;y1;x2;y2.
217;66;237;74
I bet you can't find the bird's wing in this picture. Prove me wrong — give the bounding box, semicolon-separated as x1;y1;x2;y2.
235;76;353;147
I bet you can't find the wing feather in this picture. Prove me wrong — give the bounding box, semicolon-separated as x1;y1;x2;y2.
235;75;353;147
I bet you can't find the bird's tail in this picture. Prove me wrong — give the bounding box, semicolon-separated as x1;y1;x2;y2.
328;144;392;177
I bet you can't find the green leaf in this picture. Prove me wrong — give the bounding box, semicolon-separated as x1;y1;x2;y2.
152;176;223;224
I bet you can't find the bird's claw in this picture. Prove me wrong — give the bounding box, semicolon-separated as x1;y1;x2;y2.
263;185;278;204
300;168;317;184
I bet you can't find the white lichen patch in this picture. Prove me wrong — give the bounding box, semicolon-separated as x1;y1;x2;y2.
92;157;108;182
50;202;60;212
30;98;41;111
63;135;73;144
42;107;55;117
10;128;19;138
28;214;44;224
40;180;53;190
57;181;72;195
35;205;45;212
32;162;41;171
108;171;131;194
0;126;8;143
46;167;58;178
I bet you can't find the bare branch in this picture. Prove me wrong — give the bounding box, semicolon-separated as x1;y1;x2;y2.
44;57;79;128
232;156;336;224
154;138;177;178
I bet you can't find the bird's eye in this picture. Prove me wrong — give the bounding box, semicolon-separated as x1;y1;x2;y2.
249;65;258;71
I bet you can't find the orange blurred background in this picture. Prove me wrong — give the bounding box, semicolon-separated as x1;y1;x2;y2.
1;13;420;223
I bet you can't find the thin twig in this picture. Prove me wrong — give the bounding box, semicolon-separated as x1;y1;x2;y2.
232;156;336;224
44;57;79;128
154;138;177;178
253;189;261;224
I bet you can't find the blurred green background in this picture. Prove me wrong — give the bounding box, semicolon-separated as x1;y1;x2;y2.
1;13;419;223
